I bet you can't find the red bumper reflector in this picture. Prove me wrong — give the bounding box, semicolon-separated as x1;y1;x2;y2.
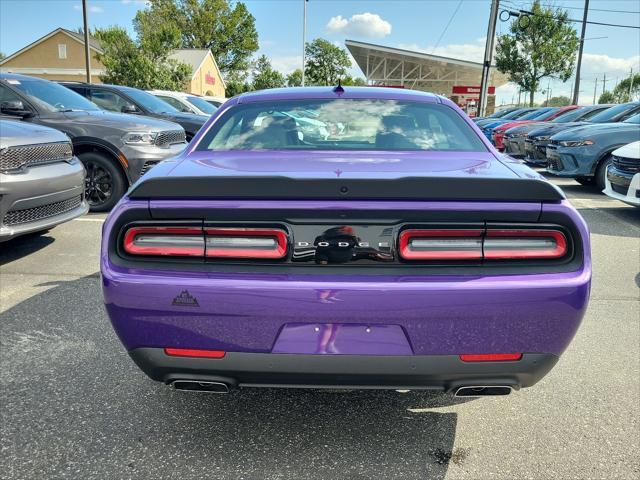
164;348;226;359
459;353;523;362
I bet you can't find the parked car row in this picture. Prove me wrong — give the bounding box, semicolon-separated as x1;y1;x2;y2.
477;102;640;202
0;73;226;240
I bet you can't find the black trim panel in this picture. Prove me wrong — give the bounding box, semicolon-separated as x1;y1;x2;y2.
129;176;565;201
130;348;559;391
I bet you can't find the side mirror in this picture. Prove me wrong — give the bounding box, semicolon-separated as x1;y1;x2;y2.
121;104;139;114
1;100;33;118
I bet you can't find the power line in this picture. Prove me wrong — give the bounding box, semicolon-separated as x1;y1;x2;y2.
432;0;464;52
502;0;640;15
504;6;640;29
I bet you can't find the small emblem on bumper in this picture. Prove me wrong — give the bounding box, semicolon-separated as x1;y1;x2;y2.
172;290;199;307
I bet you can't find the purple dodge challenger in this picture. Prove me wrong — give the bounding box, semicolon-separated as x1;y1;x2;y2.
101;87;591;397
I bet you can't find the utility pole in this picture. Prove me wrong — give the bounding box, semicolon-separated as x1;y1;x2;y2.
602;73;606;95
301;0;307;86
546;78;551;105
572;0;589;105
593;77;598;104
630;68;635;100
478;0;499;117
82;0;91;83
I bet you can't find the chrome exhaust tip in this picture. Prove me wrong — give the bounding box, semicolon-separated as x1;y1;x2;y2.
454;385;513;397
170;380;230;393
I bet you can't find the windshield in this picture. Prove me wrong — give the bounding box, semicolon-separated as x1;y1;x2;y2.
501;109;533;120
187;96;217;114
551;108;584;123
120;87;179;114
197;99;488;152
623;114;640;124
589;103;637;123
520;108;556;120
8;77;99;112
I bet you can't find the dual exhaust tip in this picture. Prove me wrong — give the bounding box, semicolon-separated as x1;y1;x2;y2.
171;380;231;393
170;380;513;397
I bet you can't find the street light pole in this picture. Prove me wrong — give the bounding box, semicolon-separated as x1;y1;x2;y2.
478;0;500;117
301;0;307;86
82;0;91;83
572;0;589;105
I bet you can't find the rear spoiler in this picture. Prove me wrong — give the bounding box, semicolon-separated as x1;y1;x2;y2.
128;176;565;202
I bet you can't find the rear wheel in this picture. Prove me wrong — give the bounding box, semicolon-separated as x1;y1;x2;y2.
79;152;126;212
595;155;613;192
575;176;594;186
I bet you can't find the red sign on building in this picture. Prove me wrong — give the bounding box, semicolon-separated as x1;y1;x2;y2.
205;72;216;86
452;85;496;95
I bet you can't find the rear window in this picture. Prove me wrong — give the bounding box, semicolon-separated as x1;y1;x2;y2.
197;99;487;152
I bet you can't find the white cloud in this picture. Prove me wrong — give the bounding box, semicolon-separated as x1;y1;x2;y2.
121;0;148;5
326;13;392;39
580;53;639;77
397;39;486;63
269;55;303;74
73;4;104;13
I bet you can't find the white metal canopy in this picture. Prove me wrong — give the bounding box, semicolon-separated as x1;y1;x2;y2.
346;39;509;96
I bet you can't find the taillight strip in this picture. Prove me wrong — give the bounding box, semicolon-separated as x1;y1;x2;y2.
484;229;567;259
399;229;484;260
460;353;522;362
123;226;205;256
205;228;288;259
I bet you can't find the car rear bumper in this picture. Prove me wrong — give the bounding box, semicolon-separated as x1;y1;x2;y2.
0;158;88;241
129;347;559;391
603;168;640;206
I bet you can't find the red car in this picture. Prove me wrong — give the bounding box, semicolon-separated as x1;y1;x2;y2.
493;106;579;151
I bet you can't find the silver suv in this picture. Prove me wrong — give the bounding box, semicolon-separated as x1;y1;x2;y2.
0;74;187;211
0;119;88;241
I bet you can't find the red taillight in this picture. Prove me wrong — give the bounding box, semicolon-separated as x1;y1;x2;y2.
123;226;288;259
484;229;567;259
459;353;522;362
123;226;205;256
205;228;287;259
399;228;568;261
399;229;483;260
164;348;226;359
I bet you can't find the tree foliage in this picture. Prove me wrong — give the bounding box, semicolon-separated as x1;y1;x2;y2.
134;0;259;75
598;91;616;104
93;27;191;90
610;73;640;103
286;69;303;87
224;69;252;97
542;95;570;107
305;39;351;86
342;75;367;86
251;55;285;90
495;1;579;107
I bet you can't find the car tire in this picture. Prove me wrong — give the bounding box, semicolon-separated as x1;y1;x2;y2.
79;152;126;212
575;176;594;186
595;155;613;192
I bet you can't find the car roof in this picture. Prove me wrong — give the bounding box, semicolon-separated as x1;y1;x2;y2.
235;86;442;104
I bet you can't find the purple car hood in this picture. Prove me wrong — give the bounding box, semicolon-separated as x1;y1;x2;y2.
157;150;519;180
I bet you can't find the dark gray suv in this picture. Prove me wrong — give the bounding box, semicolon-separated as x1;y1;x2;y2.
0;74;187;211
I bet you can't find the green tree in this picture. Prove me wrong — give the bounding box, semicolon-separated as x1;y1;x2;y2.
610;73;640;103
286;69;303;87
251;55;285;90
93;27;191;90
542;95;570;107
342;75;367;86
598;91;616;104
495;1;579;107
134;0;259;75
224;69;252;97
305;38;351;86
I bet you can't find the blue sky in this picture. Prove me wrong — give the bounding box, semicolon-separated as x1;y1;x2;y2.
1;0;638;105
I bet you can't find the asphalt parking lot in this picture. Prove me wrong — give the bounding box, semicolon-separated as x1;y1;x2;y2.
1;176;638;480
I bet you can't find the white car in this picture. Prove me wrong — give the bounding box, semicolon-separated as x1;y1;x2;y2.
603;141;640;206
201;95;227;108
148;90;219;116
